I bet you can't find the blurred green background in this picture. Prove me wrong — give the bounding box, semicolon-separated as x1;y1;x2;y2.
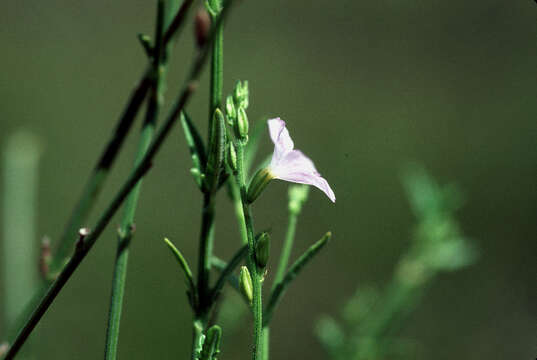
1;0;536;359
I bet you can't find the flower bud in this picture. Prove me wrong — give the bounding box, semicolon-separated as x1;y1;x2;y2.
247;168;274;203
255;232;270;268
227;142;237;172
225;95;236;125
234;107;249;141
194;8;211;48
233;80;249;109
206;108;226;188
239;266;253;304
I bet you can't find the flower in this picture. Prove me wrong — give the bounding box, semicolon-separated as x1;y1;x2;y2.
267;118;335;202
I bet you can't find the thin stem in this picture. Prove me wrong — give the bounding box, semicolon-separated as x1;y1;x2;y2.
210;244;248;304
195;0;225;320
235;141;263;360
230;179;248;245
196;193;216;314
272;213;298;288
2;132;41;359
208;7;224;132
263;232;331;327
104;2;169;358
49;0;195;273
261;328;269;360
3;5;236;357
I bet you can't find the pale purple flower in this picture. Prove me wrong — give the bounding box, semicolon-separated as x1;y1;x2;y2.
267;118;335;202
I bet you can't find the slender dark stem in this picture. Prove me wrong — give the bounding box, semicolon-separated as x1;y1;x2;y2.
49;0;196;274
3;5;235;358
49;76;150;274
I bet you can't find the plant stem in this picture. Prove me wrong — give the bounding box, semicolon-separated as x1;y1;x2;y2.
272;213;298;288
49;0;195;274
260;200;300;359
3;5;235;357
2;132;41;359
263;232;331;327
103;1;171;358
230;180;248;244
261;328;269;360
234;141;263;360
195;0;225;322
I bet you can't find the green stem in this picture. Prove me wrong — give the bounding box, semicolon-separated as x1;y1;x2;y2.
2;132;41;360
197;193;216;313
230;179;248;245
272;213;298;288
261;202;299;359
261;328;269;360
49;0;195;274
3;5;236;357
195;0;225;326
208;8;224;132
263;232;331;327
104;3;172;358
235;141;263;360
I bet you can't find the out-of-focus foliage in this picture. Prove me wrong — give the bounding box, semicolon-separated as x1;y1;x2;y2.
316;166;478;360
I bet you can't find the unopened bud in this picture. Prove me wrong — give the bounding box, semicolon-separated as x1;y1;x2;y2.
233;80;249;109
194;8;211;48
227;142;237;172
207;109;226;188
247;168;274;203
239;266;253;304
225;95;237;124
235;107;249;140
255;232;270;268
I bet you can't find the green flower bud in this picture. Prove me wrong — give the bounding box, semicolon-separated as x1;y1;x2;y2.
206;108;226;189
233;80;249;109
255;232;270;268
227;142;237;172
225;95;236;125
247;168;274;203
234;107;249;141
239;266;253;304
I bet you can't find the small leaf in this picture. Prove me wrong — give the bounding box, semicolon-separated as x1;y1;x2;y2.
163;238;196;307
181;112;207;179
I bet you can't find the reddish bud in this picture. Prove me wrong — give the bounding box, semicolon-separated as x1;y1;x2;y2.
194;8;211;48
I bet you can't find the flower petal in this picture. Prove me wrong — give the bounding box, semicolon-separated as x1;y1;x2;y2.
271;150;336;203
268;118;294;163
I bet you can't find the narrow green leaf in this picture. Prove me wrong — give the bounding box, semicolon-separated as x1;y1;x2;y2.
210;245;248;304
263;232;331;326
163;238;196;296
181;111;207;172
